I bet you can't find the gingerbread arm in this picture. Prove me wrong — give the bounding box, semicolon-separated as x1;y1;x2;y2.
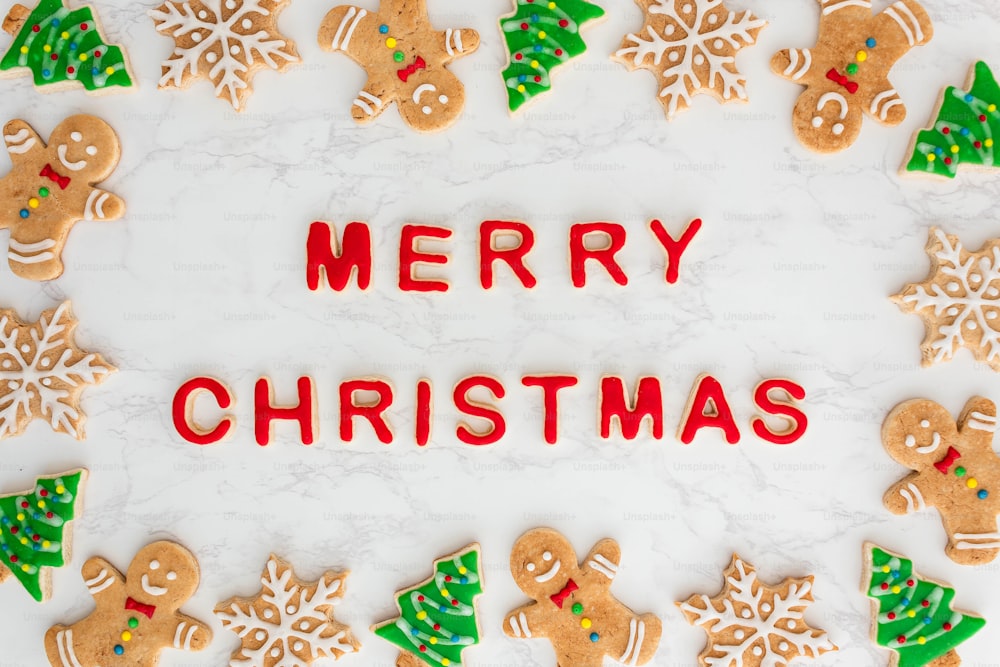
81;557;125;600
82;189;125;222
436;26;480;63
884;472;933;514
170;613;213;652
350;79;395;125
580;538;621;588
504;601;547;639
3;119;43;166
770;48;816;84
957;396;998;453
318;5;369;61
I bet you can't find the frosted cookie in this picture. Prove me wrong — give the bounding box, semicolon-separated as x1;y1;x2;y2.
500;0;605;113
770;0;932;153
678;554;837;667
892;227;1000;370
0;469;85;601
216;554;360;664
44;541;212;666
504;528;662;666
882;396;1000;565
373;543;483;667
0;301;115;439
864;543;985;667
1;0;133;93
904;61;1000;179
150;0;299;111
614;0;766;120
318;0;480;132
2;114;124;280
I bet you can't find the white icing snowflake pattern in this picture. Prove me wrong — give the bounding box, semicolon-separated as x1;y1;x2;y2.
678;555;836;667
894;227;1000;371
216;555;359;666
0;302;114;440
150;0;299;110
615;0;766;118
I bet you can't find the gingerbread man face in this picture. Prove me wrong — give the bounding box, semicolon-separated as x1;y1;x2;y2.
46;116;120;183
792;89;863;154
399;75;465;130
882;399;958;470
125;542;200;611
511;528;577;600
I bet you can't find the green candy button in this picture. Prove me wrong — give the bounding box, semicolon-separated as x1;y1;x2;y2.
955;467;967;477
394;51;404;62
39;187;49;197
128;617;138;628
572;603;583;615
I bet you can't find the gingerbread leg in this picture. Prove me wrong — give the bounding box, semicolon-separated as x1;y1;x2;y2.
2;4;28;36
44;625;83;667
623;613;662;665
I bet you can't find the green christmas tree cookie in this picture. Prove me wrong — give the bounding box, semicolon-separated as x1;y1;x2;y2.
0;0;133;93
373;543;483;667
865;544;985;667
905;61;1000;179
0;469;86;602
500;0;605;113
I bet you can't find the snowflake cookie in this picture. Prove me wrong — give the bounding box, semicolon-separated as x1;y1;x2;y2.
0;301;114;440
770;0;933;153
678;554;837;667
613;0;766;120
893;227;1000;371
216;555;360;665
150;0;300;111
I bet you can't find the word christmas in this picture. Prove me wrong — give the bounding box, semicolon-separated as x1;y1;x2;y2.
172;373;807;447
305;218;703;291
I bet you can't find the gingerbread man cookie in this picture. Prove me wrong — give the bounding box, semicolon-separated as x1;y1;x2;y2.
771;0;933;153
503;527;661;667
44;541;212;667
882;396;1000;566
2;114;124;281
318;0;480;132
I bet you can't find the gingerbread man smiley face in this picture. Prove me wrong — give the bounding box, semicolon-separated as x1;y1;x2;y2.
47;116;119;183
401;77;464;129
882;399;957;469
793;89;863;154
511;531;576;599
126;542;199;611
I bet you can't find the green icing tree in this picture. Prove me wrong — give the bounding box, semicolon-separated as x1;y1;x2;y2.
0;0;132;91
374;544;482;667
500;0;604;113
0;470;84;602
865;544;985;667
906;61;1000;179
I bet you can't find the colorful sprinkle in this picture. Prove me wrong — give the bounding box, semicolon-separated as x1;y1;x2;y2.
394;51;404;62
979;489;989;499
572;603;583;614
114;645;124;655
955;466;965;476
19;210;29;219
856;50;867;62
846;63;858;75
581;618;592;629
589;632;599;642
967;478;978;488
128;618;139;629
379;24;388;34
385;37;396;48
866;37;876;47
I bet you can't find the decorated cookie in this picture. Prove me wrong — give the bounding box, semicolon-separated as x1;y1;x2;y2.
770;0;932;153
678;554;837;667
373;543;482;667
45;541;212;667
2;114;124;280
904;61;1000;179
0;469;85;602
864;544;985;667
504;528;662;666
0;0;133;93
613;0;766;120
500;0;605;113
150;0;299;111
318;0;480;132
882;396;1000;565
216;554;360;664
892;227;1000;371
0;301;115;439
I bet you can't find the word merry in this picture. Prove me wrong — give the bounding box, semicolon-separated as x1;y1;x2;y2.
172;374;806;448
306;218;702;292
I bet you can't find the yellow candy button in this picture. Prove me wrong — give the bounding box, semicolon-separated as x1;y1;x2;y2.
20;46;28;54
968;478;978;489
61;31;69;39
28;198;39;208
856;50;867;62
987;139;995;147
927;154;936;162
43;45;51;52
581;618;592;629
386;37;396;48
538;30;546;39
517;84;526;92
105;67;115;75
79;53;87;61
122;631;132;641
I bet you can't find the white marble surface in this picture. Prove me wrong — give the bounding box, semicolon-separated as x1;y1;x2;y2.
3;0;1000;665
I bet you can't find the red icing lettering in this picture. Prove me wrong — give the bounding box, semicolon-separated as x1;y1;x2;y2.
399;224;452;292
751;379;808;445
172;376;234;445
679;374;740;444
599;376;663;439
569;222;628;288
649;217;702;284
254;377;316;446
416;378;433;447
454;375;506;446
521;375;578;444
306;221;373;291
339;378;394;444
480;220;538;289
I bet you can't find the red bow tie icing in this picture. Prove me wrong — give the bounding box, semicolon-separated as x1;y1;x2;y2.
935;446;963;475
549;578;578;608
39;163;71;190
825;68;859;94
397;56;426;82
125;597;156;619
